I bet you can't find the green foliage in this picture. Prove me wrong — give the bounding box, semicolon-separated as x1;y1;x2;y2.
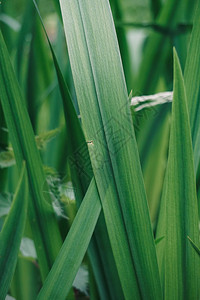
0;0;199;299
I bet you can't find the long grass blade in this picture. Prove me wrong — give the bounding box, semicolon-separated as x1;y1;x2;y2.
184;0;200;172
33;2;123;298
135;0;181;94
59;0;161;298
156;49;200;299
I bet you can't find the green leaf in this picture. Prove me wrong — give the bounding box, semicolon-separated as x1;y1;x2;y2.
37;178;101;299
59;0;161;298
156;49;200;299
33;2;124;298
0;30;62;282
0;163;28;299
184;0;200;172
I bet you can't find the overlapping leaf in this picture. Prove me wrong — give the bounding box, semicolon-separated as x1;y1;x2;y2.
0;30;62;281
33;2;123;298
37;179;101;299
59;0;161;298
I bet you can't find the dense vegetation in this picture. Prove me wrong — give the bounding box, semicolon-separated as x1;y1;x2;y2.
0;0;200;299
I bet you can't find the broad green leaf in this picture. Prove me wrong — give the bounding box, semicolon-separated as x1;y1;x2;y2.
0;163;28;299
0;30;62;281
184;0;200;172
37;178;101;299
59;0;161;298
33;3;124;298
156;49;200;299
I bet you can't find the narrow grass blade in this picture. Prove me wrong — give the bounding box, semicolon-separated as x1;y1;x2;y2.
0;30;62;281
156;49;200;299
135;0;181;94
135;103;170;225
59;0;161;298
109;0;132;90
15;0;33;80
0;103;8;191
37;178;101;299
184;0;200;171
0;163;28;299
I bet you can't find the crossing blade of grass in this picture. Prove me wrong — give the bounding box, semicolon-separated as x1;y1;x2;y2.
37;178;101;299
59;0;161;298
0;30;62;281
156;49;200;299
0;163;28;300
184;0;200;172
33;3;124;299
